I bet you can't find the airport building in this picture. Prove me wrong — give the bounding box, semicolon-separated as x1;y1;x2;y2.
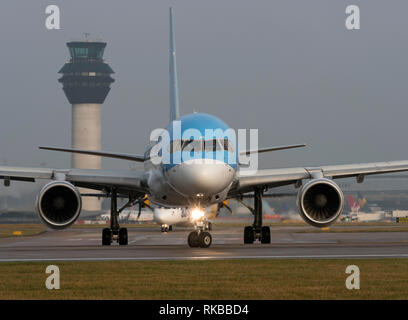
58;39;115;211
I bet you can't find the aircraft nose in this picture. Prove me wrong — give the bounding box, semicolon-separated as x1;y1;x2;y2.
166;159;235;197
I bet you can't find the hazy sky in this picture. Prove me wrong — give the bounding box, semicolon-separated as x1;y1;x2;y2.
0;0;407;176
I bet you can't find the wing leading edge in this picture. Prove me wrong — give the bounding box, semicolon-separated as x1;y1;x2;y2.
0;166;148;196
39;146;145;162
232;160;408;194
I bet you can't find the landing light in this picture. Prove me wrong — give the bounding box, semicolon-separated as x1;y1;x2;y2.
191;208;205;221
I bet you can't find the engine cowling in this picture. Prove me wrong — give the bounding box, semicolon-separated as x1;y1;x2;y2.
36;181;82;229
297;178;344;227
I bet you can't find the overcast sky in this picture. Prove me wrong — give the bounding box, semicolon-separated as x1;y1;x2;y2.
0;0;407;178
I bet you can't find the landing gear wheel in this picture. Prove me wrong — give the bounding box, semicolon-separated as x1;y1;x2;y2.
188;231;199;247
168;225;173;231
102;228;112;246
119;228;128;245
244;226;254;244
198;231;212;248
261;226;271;244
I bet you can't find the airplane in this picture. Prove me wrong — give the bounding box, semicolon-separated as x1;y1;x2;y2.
98;209;153;223
97;194;214;232
2;7;408;248
153;207;213;232
114;206;205;232
133;199;247;233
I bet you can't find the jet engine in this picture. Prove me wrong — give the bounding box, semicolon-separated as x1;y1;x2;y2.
297;178;344;227
36;181;82;229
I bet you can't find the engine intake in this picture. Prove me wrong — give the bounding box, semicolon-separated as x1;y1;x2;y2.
297;178;344;227
36;181;82;229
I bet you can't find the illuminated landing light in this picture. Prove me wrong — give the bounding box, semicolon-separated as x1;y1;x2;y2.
191;208;205;221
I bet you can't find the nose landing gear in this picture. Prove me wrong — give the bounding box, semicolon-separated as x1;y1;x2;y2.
187;212;213;247
188;230;212;248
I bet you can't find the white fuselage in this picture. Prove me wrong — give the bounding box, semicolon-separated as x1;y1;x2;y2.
153;207;190;226
144;158;235;208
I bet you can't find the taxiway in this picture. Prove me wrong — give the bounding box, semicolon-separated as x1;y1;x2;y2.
0;225;407;262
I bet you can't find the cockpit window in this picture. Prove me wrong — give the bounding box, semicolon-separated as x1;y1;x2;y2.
223;139;235;152
168;138;235;153
204;139;223;152
181;139;193;150
183;139;201;152
168;140;182;153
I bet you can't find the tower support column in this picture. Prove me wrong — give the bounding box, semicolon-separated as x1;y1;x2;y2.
71;103;102;211
71;103;102;168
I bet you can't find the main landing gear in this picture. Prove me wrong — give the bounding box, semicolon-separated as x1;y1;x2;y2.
243;187;271;244
102;188;128;246
187;230;212;248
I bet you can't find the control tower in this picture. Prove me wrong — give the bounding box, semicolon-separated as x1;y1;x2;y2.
58;39;115;211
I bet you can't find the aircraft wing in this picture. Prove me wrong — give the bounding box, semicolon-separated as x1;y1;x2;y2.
0;167;54;182
231;160;408;194
0;166;148;196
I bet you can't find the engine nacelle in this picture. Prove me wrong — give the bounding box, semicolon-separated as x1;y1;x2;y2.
297;178;344;227
36;181;82;229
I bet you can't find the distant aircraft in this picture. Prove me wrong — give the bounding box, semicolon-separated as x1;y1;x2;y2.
98;196;213;232
346;194;361;213
99;209;153;223
2;8;408;248
345;193;367;213
153;207;213;232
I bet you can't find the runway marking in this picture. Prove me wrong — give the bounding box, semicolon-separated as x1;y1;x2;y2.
128;236;150;244
1;253;408;262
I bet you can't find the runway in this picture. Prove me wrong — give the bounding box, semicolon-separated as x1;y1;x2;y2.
0;225;407;262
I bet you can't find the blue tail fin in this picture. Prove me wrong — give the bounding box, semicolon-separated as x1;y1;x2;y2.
169;7;180;121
